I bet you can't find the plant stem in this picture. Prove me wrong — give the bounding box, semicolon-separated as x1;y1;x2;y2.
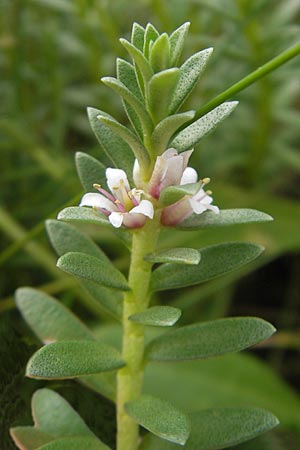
116;216;160;450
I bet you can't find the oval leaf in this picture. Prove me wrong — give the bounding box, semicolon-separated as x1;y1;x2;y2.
37;436;111;450
10;427;52;450
129;306;181;327
171;101;238;152
169;22;190;66
145;248;200;265
150;242;263;292
57;252;129;291
148;68;180;123
146;317;276;362
149;33;170;72
159;183;200;207
26;340;125;379
179;208;274;229
58;206;109;226
141;408;279;450
15;287;93;344
131;22;145;52
125;395;191;445
75;152;106;192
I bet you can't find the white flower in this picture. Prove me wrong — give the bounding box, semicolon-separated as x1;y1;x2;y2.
80;168;154;228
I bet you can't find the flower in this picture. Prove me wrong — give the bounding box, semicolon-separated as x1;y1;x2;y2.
80;168;154;228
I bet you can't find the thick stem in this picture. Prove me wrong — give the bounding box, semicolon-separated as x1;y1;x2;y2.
116;216;160;450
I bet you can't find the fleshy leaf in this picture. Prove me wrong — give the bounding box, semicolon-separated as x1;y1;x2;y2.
178;208;274;229
169;22;190;66
75;152;106;192
80;280;123;319
150;242;263;291
26;340;125;379
57;252;129;291
146;317;276;362
129;306;181;327
171;101;238;152
97;114;150;168
10;427;52;450
149;33;170;72
58;206;110;226
151;111;195;155
148;68;180;123
131;22;145;52
87;107;134;179
159;183;200;207
15;288;93;344
141;408;279;450
168;48;213;114
125;395;191;445
36;436;111;450
144;248;200;265
46;219;109;262
119;38;153;88
143;23;160;59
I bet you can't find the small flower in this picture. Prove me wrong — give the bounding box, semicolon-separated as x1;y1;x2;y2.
161;168;219;226
80;168;154;228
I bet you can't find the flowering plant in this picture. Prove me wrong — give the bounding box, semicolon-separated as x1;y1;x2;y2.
11;22;285;450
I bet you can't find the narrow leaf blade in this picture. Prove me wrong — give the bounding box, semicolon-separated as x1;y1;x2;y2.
129;306;181;327
146;317;276;362
26;340;125;379
169;22;190;66
148;68;180;123
145;248;200;265
58;206;110;226
125;395;191;445
149;33;170;72
75;152;106;192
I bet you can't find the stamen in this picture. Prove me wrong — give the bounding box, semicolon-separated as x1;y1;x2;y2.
93;183;116;202
202;177;211;184
114;199;126;212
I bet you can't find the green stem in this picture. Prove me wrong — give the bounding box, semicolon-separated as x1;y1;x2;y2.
193;42;300;120
117;216;160;450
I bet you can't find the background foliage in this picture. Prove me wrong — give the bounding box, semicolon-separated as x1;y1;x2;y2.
1;0;300;449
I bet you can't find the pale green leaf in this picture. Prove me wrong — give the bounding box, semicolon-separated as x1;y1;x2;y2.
143;23;160;58
129;306;181;327
15;287;93;343
171;101;238;152
131;22;145;51
149;33;170;72
145;248;200;265
10;427;52;450
169;22;190;66
26;340;125;379
169;48;213;114
46;219;109;262
148;68;180;123
178;208;274;229
75;152;106;192
37;436;110;450
87;107;134;179
80;280;123;319
125;395;191;445
58;206;110;226
141;408;279;450
97;114;150;168
119;38;153;87
151;242;263;291
159;183;200;207
151;111;195;155
146;317;276;361
57;252;129;291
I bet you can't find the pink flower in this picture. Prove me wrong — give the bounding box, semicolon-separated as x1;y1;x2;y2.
80;168;154;228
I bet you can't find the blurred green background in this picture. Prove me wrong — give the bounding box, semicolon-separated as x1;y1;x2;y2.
1;0;300;449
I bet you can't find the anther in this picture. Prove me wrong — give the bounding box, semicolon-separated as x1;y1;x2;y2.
93;183;101;189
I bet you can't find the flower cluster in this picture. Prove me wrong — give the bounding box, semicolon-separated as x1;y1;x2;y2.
80;149;219;229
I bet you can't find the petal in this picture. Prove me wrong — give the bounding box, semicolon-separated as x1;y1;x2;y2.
79;193;116;211
130;200;154;219
133;159;143;188
106;168;130;193
180;167;198;185
109;212;124;228
189;197;207;214
207;204;220;214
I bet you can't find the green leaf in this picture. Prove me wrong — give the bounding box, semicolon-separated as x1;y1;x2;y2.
145;248;200;265
26;340;125;379
178;208;274;229
46;219;109;262
10;427;52;450
58;206;110;226
171;101;238;152
151;111;195;155
149;33;170;72
131;22;145;52
125;395;191;445
101;77;153;136
148;69;180;123
75;152;106;192
37;436;110;450
150;242;263;291
141;408;279;450
15;287;93;343
80;280;123;319
117;58;144;139
143;23;160;59
87;107;134;180
129;306;181;327
169;22;190;66
146;317;276;362
57;251;129;291
119;38;153;87
159;183;200;207
97;114;150;168
169;48;214;114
